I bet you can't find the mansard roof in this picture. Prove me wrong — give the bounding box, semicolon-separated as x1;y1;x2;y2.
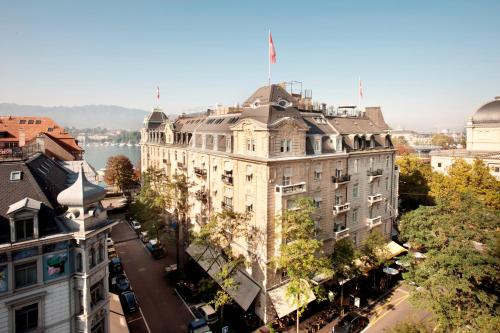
242;84;296;107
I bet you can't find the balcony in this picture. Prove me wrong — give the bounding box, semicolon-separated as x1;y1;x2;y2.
221;174;233;185
194;167;207;177
367;193;383;205
331;174;351;189
177;162;186;170
367;168;383;182
275;182;307;196
333;202;350;215
195;190;207;203
366;216;382;229
333;227;350;240
221;201;233;211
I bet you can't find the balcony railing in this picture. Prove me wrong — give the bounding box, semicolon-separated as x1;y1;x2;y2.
275;182;307;196
221;201;233;211
367;168;383;182
194;167;207;177
366;216;382;229
331;174;351;189
195;190;207;203
177;162;186;170
367;193;383;205
333;227;350;240
221;174;233;185
333;202;351;215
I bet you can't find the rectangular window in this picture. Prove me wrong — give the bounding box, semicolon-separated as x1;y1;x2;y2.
354;159;359;173
10;171;22;181
15;219;34;241
352;232;358;246
223;196;233;207
437;162;442;168
246;174;253;182
15;303;39;332
495;167;500;173
252;139;256;152
335;195;342;205
246;204;253;213
386;156;390;167
286;200;296;210
280;139;292;153
314;170;322;181
313;140;320;152
352;183;359;198
385;178;389;191
282;176;291;186
90;280;104;308
15;262;37;288
352;209;359;224
247;139;251;151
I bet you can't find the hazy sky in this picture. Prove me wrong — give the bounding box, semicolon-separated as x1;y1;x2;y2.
1;0;499;131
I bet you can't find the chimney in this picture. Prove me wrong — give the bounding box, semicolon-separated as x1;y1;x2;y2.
19;129;26;147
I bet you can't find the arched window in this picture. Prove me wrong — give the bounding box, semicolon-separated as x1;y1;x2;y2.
89;248;96;268
98;243;104;263
76;252;82;272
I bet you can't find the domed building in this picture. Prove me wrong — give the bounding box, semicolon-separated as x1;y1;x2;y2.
466;97;500;151
431;97;500;180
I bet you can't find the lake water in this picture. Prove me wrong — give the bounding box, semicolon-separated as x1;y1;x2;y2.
84;145;141;170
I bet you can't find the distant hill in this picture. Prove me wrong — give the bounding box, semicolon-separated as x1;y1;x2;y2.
0;103;149;129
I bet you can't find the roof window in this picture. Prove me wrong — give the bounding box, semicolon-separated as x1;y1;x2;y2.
28;120;34;124
10;171;22;181
19;120;26;124
35;120;41;124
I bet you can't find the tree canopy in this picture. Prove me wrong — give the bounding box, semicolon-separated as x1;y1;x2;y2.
396;155;434;212
429;158;500;210
273;198;331;332
431;133;455;149
399;194;500;332
104;155;135;192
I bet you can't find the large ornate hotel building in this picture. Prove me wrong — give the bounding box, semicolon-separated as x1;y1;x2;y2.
140;84;399;322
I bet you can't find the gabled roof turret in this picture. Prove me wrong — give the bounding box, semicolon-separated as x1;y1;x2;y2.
57;164;105;207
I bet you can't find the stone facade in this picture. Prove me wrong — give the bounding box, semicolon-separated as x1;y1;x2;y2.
140;84;398;322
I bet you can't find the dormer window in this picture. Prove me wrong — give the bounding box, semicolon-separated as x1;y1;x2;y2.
10;171;22;181
15;218;34;241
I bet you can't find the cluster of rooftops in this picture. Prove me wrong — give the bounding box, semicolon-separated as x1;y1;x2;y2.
144;84;394;153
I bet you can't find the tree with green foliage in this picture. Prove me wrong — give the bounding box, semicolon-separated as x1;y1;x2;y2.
166;173;192;267
396;155;434;212
431;133;455;149
273;198;331;333
430;158;500;210
104;155;135;192
388;320;432;333
359;230;390;290
331;238;359;315
399;194;500;332
194;209;250;326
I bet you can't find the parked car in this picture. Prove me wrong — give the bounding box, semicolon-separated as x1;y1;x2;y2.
109;257;123;276
139;231;150;243
106;237;114;247
187;318;211;333
146;239;166;259
112;274;130;293
333;313;369;333
193;303;218;325
131;220;141;231
120;291;139;314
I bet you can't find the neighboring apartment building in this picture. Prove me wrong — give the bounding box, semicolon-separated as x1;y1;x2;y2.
431;97;500;180
0;153;114;333
140;84;399;322
0;116;83;161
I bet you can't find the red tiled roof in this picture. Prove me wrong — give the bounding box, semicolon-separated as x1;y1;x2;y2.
0;116;82;151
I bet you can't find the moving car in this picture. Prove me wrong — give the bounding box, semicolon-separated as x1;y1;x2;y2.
333;313;369;333
187;318;212;333
109;257;123;276
146;239;166;259
131;220;141;231
193;303;218;325
120;291;139;314
112;274;130;293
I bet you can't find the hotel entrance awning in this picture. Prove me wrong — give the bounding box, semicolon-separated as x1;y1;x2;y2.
186;243;260;311
384;241;407;260
268;281;316;318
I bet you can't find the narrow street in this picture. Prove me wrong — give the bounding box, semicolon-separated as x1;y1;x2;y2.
362;285;432;333
110;217;193;333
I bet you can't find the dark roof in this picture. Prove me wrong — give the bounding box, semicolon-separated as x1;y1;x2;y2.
301;113;336;135
328;117;383;134
0;153;70;242
472;98;500;123
195;115;241;134
242;84;296;107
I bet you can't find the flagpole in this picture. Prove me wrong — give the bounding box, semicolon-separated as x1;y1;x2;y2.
268;29;271;86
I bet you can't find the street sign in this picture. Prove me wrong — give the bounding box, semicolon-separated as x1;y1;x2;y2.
222;326;229;333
